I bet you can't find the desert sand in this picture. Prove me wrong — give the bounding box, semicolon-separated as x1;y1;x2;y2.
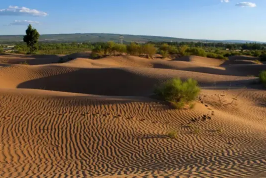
0;53;266;177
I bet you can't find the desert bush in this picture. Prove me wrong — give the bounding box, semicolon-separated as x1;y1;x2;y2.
168;45;178;54
154;78;200;109
259;71;266;88
91;45;105;58
207;53;217;58
0;48;3;54
178;45;189;56
160;50;169;58
216;54;227;60
159;43;170;58
113;44;127;55
167;130;178;139
104;41;116;55
206;53;227;60
159;43;178;58
127;42;141;56
159;43;170;51
252;50;262;57
141;44;157;58
186;47;206;57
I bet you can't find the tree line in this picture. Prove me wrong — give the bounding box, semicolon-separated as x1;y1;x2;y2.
2;24;265;61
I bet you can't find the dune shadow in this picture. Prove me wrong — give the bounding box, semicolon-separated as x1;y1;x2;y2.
17;68;158;96
16;67;261;96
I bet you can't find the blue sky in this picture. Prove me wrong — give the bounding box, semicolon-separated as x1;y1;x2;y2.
0;0;265;41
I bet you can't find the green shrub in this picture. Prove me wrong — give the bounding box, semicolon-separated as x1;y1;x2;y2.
167;130;178;139
127;42;141;56
252;50;262;57
160;50;169;58
168;45;178;54
159;43;170;51
207;53;217;58
104;41;116;55
178;45;189;56
92;45;105;57
216;54;227;60
159;43;178;57
154;78;200;109
141;44;157;58
186;47;206;57
90;52;100;59
259;71;266;88
113;44;127;55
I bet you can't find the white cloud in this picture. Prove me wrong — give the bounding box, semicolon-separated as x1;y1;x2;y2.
221;0;230;3
0;6;48;16
9;20;40;26
235;2;256;7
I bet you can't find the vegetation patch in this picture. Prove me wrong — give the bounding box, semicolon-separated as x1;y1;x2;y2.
154;78;200;109
167;130;178;139
259;71;266;88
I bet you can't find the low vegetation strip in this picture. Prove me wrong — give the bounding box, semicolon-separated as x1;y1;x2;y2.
2;25;265;61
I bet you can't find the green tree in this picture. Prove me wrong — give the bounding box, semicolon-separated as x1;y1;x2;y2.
23;24;40;54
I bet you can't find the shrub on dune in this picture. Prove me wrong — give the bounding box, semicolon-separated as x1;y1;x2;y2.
91;45;105;58
154;78;200;109
185;47;206;57
113;44;127;55
141;44;157;59
159;43;170;58
216;54;228;60
259;71;266;88
167;130;178;139
168;45;178;54
206;53;217;58
127;42;141;56
104;41;116;55
159;43;178;58
178;45;189;56
207;52;227;60
160;50;169;58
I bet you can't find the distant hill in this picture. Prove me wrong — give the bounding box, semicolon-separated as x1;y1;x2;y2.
0;33;264;44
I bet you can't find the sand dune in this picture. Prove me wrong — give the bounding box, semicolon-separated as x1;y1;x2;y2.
0;63;256;96
0;54;266;177
177;55;226;67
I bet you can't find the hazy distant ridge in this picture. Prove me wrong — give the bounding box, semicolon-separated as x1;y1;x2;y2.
0;33;264;43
